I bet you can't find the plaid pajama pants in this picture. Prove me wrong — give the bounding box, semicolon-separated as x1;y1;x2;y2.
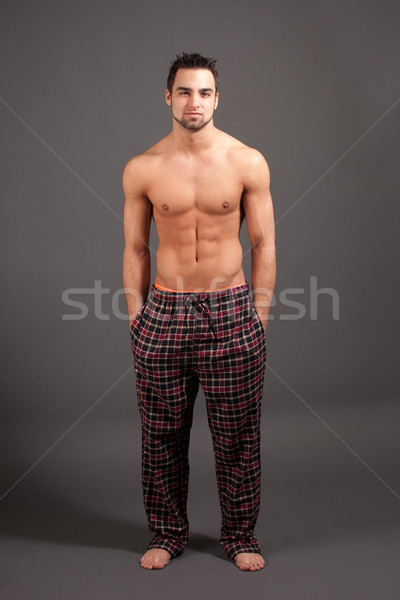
129;279;266;561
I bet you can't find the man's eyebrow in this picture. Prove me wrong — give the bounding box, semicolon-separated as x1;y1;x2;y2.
176;86;214;92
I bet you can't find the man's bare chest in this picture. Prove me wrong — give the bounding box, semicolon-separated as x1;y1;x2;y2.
146;162;244;216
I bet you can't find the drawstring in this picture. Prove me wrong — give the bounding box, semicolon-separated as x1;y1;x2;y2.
195;298;217;339
184;295;217;339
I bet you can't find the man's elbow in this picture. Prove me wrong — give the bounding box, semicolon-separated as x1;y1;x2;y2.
251;236;275;255
124;243;150;260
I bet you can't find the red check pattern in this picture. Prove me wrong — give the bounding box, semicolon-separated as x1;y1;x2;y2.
129;280;266;561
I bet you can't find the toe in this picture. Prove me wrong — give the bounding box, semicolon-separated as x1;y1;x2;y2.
235;552;266;571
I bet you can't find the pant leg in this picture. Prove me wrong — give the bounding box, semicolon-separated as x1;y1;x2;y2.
130;291;198;558
197;288;266;560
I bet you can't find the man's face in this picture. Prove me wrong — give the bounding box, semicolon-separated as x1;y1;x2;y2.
165;68;219;131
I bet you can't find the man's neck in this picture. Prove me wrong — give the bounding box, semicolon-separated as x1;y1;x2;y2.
170;120;217;153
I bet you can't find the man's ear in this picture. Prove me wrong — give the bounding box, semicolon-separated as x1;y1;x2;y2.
165;88;171;106
214;91;219;110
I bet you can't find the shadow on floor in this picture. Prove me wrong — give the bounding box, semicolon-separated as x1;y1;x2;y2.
2;475;399;561
0;491;228;562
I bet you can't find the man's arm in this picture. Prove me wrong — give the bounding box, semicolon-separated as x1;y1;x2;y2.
122;156;152;327
241;150;276;332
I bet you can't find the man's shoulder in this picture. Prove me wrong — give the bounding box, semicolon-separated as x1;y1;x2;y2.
125;137;168;167
123;137;169;185
214;131;270;188
216;129;267;166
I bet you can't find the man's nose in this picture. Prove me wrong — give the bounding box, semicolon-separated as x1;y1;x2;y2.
188;94;201;107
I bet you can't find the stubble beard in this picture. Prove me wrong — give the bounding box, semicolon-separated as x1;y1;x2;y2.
172;109;215;131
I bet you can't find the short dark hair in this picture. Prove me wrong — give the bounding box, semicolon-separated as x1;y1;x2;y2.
167;52;219;93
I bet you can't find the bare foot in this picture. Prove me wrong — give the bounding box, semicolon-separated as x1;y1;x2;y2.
139;548;171;570
234;552;266;571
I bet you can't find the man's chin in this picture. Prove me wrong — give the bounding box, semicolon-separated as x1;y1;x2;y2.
173;114;213;131
187;125;205;131
181;119;205;131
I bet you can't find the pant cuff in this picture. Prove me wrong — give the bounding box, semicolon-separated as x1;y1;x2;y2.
147;534;187;559
220;534;261;560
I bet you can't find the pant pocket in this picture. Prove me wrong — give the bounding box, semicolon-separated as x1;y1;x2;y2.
249;300;264;334
130;301;147;337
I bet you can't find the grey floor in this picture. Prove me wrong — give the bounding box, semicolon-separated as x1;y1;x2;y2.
1;381;399;600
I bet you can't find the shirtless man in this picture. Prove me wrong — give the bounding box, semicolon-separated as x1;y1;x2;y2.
122;53;276;571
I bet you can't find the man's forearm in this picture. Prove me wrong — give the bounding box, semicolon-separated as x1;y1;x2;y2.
123;247;151;324
251;241;276;330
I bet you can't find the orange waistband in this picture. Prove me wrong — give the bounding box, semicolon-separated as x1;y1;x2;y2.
154;280;246;293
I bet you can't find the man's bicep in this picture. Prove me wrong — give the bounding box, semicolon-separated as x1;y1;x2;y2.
122;160;152;252
242;154;275;248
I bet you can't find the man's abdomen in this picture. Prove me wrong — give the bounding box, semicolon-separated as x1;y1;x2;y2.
155;238;245;291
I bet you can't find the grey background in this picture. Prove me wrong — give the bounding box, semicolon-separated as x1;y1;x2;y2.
1;0;399;598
